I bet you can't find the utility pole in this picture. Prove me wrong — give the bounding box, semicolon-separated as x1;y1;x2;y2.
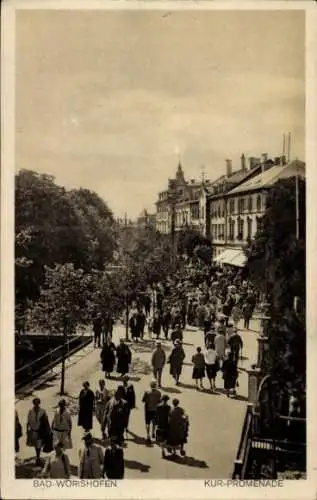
124;212;130;341
60;323;67;395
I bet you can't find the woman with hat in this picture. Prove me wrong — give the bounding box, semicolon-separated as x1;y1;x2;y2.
26;397;50;466
51;399;72;449
100;336;116;378
95;379;110;440
168;340;185;386
166;398;188;457
78;381;95;433
191;347;205;390
156;395;171;457
78;432;104;479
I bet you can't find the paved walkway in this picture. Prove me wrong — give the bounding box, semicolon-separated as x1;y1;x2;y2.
15;318;259;479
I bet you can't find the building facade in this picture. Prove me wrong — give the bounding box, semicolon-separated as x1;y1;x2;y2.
213;157;305;266
207;154;264;258
155;163;211;235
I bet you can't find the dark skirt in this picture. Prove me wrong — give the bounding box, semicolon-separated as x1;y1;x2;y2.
206;364;217;379
192;366;205;379
224;376;237;390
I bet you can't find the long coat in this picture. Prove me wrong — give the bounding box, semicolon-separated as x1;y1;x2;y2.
103;446;124;479
116;345;132;375
168;346;185;377
100;343;116;373
129;316;139;338
78;389;94;431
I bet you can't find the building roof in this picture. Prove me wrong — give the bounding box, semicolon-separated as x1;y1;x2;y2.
225;159;305;196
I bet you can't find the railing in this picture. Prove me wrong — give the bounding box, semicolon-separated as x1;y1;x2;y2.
15;333;92;390
232;403;254;479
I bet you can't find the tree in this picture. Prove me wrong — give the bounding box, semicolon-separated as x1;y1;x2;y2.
15;171;117;325
193;244;213;266
177;228;212;258
15;170;91;307
67;188;116;269
26;263;94;394
246;177;306;390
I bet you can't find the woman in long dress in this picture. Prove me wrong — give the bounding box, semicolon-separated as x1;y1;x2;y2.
100;336;116;378
95;379;110;439
26;397;50;466
78;381;95;432
191;347;205;390
168;340;185;385
51;399;72;449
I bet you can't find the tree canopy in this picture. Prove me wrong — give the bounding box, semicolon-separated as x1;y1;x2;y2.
246;177;306;390
15;170;116;320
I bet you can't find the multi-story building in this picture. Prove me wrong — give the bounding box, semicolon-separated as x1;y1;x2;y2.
207;154;266;259
214;157;305;267
155;162;211;234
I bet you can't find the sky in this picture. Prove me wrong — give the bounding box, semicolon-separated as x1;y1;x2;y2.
15;9;305;218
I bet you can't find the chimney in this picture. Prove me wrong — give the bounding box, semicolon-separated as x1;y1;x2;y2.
241;153;246;171
226;159;232;177
261;153;268;164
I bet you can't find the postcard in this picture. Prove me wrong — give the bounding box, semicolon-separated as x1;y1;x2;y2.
1;1;317;499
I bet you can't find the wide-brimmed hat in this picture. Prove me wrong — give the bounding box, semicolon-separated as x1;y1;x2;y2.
161;395;170;402
122;374;129;381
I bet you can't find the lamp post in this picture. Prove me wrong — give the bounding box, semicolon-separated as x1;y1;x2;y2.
247;300;271;403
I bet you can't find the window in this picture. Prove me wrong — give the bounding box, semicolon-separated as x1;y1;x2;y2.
256;194;262;212
247;218;252;239
228;218;235;241
237;217;244;240
248;196;253;212
217;204;221;217
238;198;245;214
230;199;235;214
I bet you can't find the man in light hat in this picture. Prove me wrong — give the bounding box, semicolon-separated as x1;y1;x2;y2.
142;380;162;442
78;432;104;479
151;341;166;388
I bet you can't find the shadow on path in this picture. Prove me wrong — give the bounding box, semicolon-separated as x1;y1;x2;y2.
15;457;43;479
128;431;154;447
161;387;181;394
124;459;151;473
178;382;196;390
232;394;248;401
164;454;209;469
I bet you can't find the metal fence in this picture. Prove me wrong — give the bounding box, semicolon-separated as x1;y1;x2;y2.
15;333;92;390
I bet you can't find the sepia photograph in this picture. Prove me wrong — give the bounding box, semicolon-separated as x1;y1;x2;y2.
1;2;316;499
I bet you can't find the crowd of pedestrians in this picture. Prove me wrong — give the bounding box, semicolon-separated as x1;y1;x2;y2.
15;265;259;479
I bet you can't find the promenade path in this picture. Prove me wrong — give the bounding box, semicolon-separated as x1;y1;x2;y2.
15;318;260;479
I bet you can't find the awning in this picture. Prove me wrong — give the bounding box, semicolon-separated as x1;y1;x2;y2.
229;251;247;268
214;248;246;267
